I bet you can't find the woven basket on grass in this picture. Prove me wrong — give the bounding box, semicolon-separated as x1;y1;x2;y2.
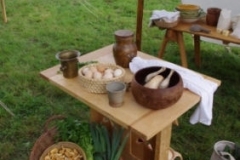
40;141;87;160
154;19;179;29
29;115;65;160
79;63;126;93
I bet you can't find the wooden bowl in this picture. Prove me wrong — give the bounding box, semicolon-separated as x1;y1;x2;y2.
131;66;184;110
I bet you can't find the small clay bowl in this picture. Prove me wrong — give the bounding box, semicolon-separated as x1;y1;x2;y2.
131;66;184;110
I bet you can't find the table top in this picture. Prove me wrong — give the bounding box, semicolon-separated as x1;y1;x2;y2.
40;44;221;140
171;20;240;45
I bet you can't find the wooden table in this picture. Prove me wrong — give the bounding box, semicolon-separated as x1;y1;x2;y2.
158;20;240;68
40;45;221;160
135;3;240;68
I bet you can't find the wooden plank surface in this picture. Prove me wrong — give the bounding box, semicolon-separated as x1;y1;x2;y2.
40;45;152;128
131;90;200;140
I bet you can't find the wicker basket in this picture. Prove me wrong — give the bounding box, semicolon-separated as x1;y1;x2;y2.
29;115;66;160
79;63;126;93
40;141;87;160
154;18;179;29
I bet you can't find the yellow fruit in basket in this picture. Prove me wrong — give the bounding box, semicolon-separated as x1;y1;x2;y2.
43;147;83;160
44;155;51;160
50;148;58;154
40;142;86;160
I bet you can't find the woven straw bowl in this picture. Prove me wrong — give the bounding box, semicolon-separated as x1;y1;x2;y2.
79;63;126;93
40;141;87;160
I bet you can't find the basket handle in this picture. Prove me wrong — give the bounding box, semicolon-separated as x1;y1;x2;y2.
43;115;66;132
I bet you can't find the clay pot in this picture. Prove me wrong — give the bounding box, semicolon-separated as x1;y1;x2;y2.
206;8;221;26
113;30;137;68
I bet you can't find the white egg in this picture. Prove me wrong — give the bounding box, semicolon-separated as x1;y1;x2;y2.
84;71;93;79
103;72;113;79
97;65;106;73
104;68;113;74
93;71;102;79
113;69;123;77
90;66;97;73
82;67;90;75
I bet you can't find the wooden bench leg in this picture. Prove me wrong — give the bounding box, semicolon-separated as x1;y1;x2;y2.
158;29;188;68
154;124;172;160
1;0;7;23
194;35;201;66
176;32;188;68
158;32;170;58
158;30;178;58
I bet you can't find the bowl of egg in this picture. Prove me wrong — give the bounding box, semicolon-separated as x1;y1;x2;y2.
79;63;125;93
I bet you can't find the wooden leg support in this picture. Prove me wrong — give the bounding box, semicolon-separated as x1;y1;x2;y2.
158;29;188;68
154;124;172;160
1;0;7;23
194;35;201;66
176;32;188;68
158;30;177;59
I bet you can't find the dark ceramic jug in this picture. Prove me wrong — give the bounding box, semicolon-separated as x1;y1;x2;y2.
113;30;137;68
206;7;221;26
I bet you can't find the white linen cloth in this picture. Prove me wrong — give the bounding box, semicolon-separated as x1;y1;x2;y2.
129;57;219;126
149;10;180;27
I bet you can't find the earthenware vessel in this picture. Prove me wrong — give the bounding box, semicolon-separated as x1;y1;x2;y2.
113;30;137;68
206;7;221;26
131;66;184;110
56;50;80;78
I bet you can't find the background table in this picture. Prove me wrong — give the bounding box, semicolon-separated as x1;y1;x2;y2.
158;20;240;68
40;45;221;160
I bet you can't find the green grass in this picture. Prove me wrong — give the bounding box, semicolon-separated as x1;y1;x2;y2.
0;0;240;159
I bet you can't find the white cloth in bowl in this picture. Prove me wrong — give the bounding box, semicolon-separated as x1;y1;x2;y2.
149;10;180;27
129;57;219;126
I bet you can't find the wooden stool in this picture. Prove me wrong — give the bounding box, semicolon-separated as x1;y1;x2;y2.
1;0;7;23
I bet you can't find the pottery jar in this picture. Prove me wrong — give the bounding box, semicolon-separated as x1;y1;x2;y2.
113;30;137;68
206;7;221;26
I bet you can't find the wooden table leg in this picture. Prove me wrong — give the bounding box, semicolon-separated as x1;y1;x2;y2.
176;32;188;68
1;0;7;23
158;30;175;59
194;35;201;66
154;124;172;160
158;30;188;68
90;109;105;122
